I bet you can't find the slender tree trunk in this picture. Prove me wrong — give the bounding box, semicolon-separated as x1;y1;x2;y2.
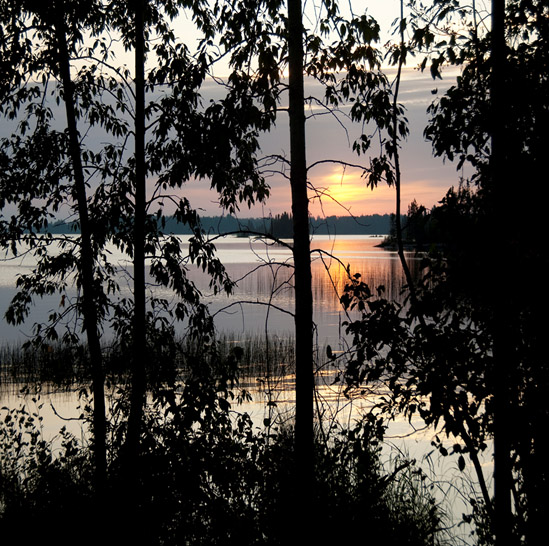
126;0;147;463
392;0;424;328
120;3;148;543
393;0;408;279
287;0;314;533
54;15;107;493
491;0;515;543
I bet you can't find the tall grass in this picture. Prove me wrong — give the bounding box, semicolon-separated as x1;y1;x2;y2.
0;333;300;389
0;342;89;388
0;332;461;545
0;398;455;545
214;333;296;379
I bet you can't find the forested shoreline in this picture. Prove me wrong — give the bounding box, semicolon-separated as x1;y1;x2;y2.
46;213;394;236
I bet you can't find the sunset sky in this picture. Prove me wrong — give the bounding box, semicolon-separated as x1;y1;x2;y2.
180;67;461;218
0;1;465;222
164;0;463;219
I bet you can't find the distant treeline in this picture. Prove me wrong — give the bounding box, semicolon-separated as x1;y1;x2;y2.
46;213;393;237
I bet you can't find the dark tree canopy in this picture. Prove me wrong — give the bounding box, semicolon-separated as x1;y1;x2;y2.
339;1;549;543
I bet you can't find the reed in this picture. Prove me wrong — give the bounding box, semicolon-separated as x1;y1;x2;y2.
0;342;89;388
0;333;302;389
213;333;296;378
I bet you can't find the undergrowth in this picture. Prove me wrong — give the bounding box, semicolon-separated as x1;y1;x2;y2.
0;340;454;545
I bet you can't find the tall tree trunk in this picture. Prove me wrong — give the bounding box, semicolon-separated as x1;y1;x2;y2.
287;0;314;532
393;0;424;325
120;3;148;543
54;14;107;493
392;0;425;310
126;0;147;463
490;0;515;542
392;1;413;291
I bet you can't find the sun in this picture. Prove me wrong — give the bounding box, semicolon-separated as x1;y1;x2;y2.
309;167;371;216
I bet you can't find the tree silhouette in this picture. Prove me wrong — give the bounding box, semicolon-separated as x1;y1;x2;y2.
424;1;549;541
214;0;402;493
0;0;273;500
0;0;110;493
340;0;549;542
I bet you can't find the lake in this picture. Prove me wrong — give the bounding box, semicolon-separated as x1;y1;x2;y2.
0;234;481;543
0;234;416;344
0;233;418;436
187;234;415;342
0;233;426;444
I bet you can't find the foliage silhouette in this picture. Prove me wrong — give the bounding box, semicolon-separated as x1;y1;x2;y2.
2;1;524;543
0;0;276;488
0;345;450;546
339;0;549;542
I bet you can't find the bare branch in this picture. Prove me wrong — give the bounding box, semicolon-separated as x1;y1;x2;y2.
307;158;370;174
212;300;295;320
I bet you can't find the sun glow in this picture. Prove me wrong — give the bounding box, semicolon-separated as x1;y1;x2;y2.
306;165;447;218
309;166;376;216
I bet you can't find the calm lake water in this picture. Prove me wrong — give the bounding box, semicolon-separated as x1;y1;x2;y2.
0;234;416;344
0;234;483;542
0;233;426;443
0;232;416;434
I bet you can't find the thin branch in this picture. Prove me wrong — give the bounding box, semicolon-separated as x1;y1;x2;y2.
205;230;294;252
304;95;351;144
50;402;84;422
307;158;371;173
211;300;295;320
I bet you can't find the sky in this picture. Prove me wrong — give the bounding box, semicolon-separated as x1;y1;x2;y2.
180;67;461;218
159;0;464;219
0;0;466;222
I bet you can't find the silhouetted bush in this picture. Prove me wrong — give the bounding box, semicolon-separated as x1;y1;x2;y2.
0;343;450;545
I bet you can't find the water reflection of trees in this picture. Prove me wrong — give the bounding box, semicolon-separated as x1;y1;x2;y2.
183;237;425;342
